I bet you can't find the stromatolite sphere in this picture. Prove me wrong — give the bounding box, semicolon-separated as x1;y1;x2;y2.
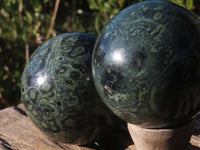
92;1;200;128
21;33;120;145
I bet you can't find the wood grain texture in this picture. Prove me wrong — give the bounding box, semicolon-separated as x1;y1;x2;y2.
0;104;200;150
0;104;133;150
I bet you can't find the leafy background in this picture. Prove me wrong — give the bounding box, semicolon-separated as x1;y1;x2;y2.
0;0;199;109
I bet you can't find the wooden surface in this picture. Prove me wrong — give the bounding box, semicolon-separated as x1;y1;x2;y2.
0;104;200;150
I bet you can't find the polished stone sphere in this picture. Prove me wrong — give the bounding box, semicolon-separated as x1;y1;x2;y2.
21;33;122;145
92;1;200;128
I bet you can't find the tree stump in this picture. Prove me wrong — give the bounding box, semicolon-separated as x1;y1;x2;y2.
0;104;200;150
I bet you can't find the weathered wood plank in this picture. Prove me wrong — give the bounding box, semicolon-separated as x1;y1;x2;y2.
0;104;94;150
0;104;200;150
0;104;134;150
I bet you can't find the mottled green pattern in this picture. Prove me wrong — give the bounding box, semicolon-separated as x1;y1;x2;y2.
21;33;120;145
92;1;200;128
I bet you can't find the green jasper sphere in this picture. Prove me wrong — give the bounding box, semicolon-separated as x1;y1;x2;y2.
92;1;200;128
21;33;119;145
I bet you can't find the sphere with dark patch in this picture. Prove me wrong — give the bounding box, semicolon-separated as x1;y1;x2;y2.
92;1;200;128
21;33;122;145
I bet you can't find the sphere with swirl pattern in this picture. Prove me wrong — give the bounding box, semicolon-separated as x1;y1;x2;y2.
92;1;200;128
21;33;123;145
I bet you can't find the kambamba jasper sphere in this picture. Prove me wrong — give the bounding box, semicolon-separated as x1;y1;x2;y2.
92;1;200;128
21;33;122;145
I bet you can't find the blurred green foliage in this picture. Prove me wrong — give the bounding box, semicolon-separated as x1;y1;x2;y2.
0;0;199;109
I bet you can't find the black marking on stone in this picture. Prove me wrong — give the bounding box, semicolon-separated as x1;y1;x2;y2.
55;66;69;74
71;63;87;73
102;66;123;93
64;79;73;85
57;102;61;106
132;50;146;71
70;71;80;80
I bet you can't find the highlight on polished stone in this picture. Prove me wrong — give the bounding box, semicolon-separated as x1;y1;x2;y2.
92;0;200;128
21;33;124;145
